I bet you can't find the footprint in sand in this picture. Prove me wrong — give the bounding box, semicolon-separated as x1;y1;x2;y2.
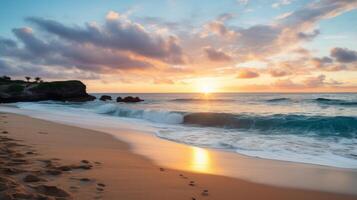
80;178;91;182
23;174;43;183
201;189;209;196
69;185;80;193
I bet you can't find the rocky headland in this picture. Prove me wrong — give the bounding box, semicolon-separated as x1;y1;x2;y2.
0;77;95;103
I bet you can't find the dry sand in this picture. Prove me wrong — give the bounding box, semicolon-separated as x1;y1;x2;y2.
0;112;356;200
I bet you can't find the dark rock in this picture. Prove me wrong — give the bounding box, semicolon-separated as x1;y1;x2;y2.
0;80;95;103
99;95;112;101
116;96;143;103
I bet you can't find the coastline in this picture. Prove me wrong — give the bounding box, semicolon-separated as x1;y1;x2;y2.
1;112;357;199
1;105;357;195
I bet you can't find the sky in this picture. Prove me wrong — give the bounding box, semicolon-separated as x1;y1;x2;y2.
0;0;357;93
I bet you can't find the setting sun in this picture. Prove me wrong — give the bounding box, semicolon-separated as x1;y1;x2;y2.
195;78;218;94
201;85;214;94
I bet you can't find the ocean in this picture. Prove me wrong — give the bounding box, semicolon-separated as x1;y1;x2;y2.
11;93;357;168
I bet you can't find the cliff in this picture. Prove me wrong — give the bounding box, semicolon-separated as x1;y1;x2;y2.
0;78;95;103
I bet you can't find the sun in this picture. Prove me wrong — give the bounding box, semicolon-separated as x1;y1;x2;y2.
195;78;217;94
200;85;214;94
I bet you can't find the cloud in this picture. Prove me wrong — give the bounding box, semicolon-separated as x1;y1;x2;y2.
297;29;320;41
198;0;357;63
0;28;153;72
26;11;185;64
303;74;326;87
0;11;191;80
237;0;249;5
153;78;174;84
202;20;238;39
278;0;357;28
269;68;290;77
272;0;294;8
106;10;120;20
330;47;357;63
237;68;259;78
204;47;231;62
0;59;99;80
273;74;342;89
275;12;293;20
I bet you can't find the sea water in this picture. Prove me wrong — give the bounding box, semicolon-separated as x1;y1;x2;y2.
11;93;357;168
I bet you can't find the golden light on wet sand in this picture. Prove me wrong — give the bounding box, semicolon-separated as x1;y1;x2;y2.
190;147;212;173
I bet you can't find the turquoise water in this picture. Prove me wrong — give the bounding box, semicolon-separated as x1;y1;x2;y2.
14;93;357;168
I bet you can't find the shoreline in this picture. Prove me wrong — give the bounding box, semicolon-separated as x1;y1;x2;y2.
1;105;357;195
0;112;356;199
2;105;357;194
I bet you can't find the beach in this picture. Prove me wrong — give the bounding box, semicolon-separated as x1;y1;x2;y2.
1;0;357;198
1;112;356;200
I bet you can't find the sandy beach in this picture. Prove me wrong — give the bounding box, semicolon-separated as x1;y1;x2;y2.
0;112;356;200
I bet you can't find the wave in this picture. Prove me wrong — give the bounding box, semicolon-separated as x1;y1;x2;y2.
266;98;291;102
265;97;357;106
171;98;235;102
183;113;357;138
314;98;357;106
95;104;183;124
95;104;357;138
18;101;357;138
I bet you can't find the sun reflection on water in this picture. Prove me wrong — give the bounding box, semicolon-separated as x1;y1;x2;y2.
190;147;212;173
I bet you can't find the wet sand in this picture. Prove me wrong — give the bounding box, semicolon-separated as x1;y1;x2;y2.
0;112;356;200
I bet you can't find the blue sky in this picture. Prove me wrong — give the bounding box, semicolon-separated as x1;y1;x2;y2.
2;0;355;50
0;0;357;92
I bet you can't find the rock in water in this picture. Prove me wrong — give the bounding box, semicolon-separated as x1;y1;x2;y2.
116;96;143;103
0;79;95;103
99;95;112;101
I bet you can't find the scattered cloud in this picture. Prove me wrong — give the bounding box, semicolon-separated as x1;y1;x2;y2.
204;47;231;62
330;47;357;63
27;13;185;64
237;68;259;78
272;0;294;8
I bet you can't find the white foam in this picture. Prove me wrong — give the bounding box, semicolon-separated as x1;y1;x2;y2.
3;102;357;169
94;103;184;124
